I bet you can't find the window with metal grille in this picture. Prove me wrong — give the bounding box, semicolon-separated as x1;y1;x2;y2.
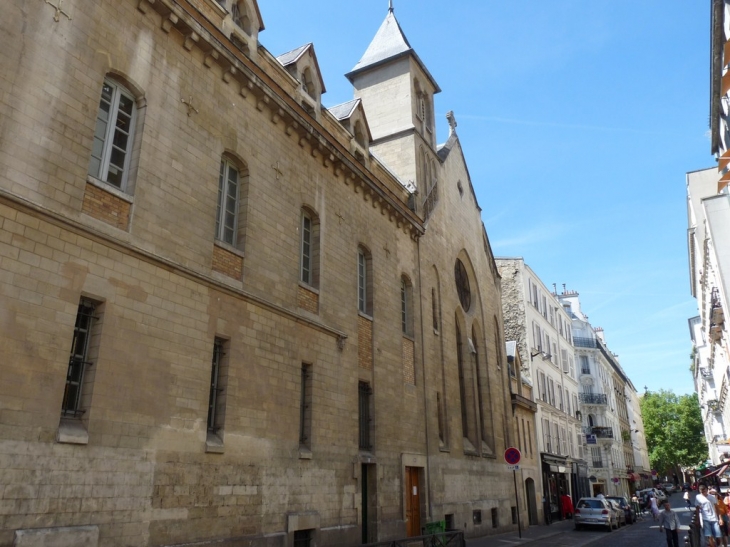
401;276;413;336
299;364;312;448
358;382;372;450
207;338;227;433
62;298;99;417
293;530;313;547
88;79;137;190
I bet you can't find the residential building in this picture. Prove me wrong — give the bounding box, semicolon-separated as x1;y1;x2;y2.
496;259;588;522
687;168;730;463
557;291;638;498
0;1;520;545
626;386;652;489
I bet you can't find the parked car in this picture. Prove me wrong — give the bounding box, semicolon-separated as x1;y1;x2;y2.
607;495;636;524
607;499;626;527
574;497;616;532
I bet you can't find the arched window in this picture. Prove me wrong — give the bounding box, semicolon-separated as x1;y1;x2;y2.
88;77;139;191
215;155;248;247
456;322;468;439
357;246;373;316
300;208;320;288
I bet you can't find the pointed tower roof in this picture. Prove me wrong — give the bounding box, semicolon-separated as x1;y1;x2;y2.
345;8;440;92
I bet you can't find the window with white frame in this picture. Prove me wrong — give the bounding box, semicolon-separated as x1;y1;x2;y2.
300;209;320;288
88;79;137;190
216;158;240;245
357;247;373;315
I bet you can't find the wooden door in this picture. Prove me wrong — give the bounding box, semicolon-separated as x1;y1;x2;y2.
405;467;421;537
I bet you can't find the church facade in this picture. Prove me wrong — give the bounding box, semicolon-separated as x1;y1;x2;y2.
0;1;526;545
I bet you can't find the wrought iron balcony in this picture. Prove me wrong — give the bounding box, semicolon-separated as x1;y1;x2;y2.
712;287;725;326
573;337;598;348
579;393;608;405
701;368;713;379
707;399;722;413
589;426;614;439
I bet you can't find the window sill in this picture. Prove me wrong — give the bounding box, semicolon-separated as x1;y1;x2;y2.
205;432;224;453
358;311;373;322
298;447;312;460
86;175;134;203
213;239;245;258
57;417;89;445
402;333;415;342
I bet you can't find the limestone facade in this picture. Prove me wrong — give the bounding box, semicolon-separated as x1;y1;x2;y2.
496;259;588;520
0;1;519;546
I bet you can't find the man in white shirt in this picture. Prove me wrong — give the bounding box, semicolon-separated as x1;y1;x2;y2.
697;484;723;547
658;501;680;547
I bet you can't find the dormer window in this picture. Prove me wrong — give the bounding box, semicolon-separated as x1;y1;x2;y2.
231;1;251;34
301;68;316;101
354;121;367;149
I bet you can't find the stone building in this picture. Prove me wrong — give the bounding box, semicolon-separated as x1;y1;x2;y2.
557;292;633;497
505;342;541;525
687;167;730;464
495;259;588;521
0;1;520;546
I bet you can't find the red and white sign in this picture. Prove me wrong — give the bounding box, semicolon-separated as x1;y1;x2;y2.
504;447;521;465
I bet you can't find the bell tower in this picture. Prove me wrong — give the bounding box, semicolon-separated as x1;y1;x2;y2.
346;5;441;198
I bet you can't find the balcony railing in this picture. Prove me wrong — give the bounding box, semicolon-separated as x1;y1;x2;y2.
592;459;604;468
573;337;598;348
579;393;608;405
591;426;614;439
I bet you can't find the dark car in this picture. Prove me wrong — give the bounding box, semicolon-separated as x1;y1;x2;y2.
607;495;636;524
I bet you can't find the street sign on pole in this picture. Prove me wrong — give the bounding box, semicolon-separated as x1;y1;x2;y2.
504;447;521;465
504;447;522;538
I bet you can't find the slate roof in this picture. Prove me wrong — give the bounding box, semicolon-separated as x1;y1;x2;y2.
328;99;360;121
345;10;440;92
276;43;326;93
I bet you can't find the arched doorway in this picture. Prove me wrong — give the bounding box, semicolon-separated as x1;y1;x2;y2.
525;478;538;525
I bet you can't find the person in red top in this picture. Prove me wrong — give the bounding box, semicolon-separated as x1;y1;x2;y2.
561;493;574;519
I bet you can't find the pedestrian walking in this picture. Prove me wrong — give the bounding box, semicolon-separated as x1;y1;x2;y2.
650;494;660;521
684;489;691;509
658;501;680;547
711;489;730;547
697;484;724;547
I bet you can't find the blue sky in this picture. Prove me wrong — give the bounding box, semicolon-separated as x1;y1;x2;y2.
260;1;709;395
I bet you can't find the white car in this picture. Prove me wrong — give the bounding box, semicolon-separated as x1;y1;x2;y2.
638;487;666;505
574;497;617;532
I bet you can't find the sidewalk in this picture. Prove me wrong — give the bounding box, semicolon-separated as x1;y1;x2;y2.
466;518;576;547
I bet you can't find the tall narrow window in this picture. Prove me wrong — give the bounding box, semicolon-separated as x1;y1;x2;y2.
300;209;320;287
358;381;372;450
456;323;469;439
62;298;99;417
436;391;445;444
299;364;312;449
431;288;439;331
401;276;413;336
216;159;240;245
357;247;372;315
473;327;488;446
527;421;533;455
88;79;137;190
207;338;228;435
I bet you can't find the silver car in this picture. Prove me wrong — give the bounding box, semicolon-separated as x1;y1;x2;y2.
607;499;625;527
574;497;617;532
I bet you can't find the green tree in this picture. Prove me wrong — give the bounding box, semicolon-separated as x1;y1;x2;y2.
640;390;707;474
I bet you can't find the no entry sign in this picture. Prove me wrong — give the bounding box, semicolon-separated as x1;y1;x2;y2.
504;447;521;465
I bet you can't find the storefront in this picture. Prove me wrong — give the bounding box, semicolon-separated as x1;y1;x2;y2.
542;454;571;522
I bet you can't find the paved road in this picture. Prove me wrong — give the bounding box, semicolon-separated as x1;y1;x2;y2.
468;492;695;547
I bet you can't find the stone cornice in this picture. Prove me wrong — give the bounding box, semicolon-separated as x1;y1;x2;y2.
138;0;425;240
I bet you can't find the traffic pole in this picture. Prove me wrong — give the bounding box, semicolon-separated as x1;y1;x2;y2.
513;469;522;538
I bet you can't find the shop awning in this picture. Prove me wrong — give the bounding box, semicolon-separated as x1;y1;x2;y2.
705;463;729;477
